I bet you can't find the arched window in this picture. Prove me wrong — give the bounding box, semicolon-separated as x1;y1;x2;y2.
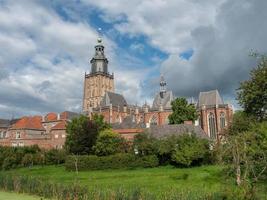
208;113;216;139
150;115;158;126
220;112;226;129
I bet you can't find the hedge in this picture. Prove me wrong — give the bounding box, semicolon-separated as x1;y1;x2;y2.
65;153;159;171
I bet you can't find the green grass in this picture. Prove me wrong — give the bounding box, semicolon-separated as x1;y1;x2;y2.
2;165;267;199
3;165;229;194
0;191;44;200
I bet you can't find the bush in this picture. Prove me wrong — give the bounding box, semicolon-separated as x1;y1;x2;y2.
93;129;128;156
170;134;210;167
65;153;159;171
45;149;66;165
2;156;18;170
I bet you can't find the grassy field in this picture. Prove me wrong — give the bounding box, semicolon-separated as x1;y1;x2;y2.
2;165;267;199
3;165;229;194
0;191;44;200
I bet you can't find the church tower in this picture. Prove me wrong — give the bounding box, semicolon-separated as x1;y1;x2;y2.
83;34;114;112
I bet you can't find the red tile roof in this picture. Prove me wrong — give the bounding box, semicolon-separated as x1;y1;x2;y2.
51;120;67;130
11;116;45;130
45;112;58;122
114;128;144;134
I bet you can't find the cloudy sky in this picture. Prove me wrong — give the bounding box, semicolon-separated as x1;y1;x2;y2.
0;0;266;118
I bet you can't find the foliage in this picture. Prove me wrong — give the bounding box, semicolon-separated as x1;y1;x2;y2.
222;121;267;187
65;153;159;171
0;146;66;170
92;114;111;131
65;115;98;155
65;114;110;155
168;97;198;124
93;129;128;156
133;132;158;156
237;54;267;121
170;134;210;167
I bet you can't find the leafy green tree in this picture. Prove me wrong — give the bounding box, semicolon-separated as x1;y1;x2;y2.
92;129;128;156
92;114;111;131
223;122;267;186
168;97;198;124
170;134;210;167
65;115;98;155
237;54;267;121
133;132;158;156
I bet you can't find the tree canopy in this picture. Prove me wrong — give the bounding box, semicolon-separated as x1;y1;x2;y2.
168;97;198;124
237;54;267;121
65;114;110;155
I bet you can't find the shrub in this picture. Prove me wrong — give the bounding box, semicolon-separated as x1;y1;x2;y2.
93;129;128;156
65;153;159;171
170;134;210;167
45;149;66;165
2;156;18;170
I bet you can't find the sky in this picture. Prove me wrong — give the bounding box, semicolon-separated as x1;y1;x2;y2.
0;0;267;118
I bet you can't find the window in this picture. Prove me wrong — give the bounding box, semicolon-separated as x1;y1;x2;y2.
55;134;59;139
150;115;158;126
62;134;66;138
208;113;216;139
12;143;17;147
220;112;226;129
16;132;21;139
18;142;24;147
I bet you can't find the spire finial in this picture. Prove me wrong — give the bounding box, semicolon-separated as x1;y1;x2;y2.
97;28;102;43
160;74;166;94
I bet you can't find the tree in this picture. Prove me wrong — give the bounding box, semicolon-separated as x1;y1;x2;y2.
170;134;210;167
133;132;158;156
237;54;267;121
92;129;128;156
223;122;267;187
65;115;108;155
168;97;198;124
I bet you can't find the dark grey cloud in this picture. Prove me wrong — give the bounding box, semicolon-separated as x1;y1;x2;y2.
162;0;267;105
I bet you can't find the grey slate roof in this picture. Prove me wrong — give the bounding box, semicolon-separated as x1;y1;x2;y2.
148;124;208;139
112;115;146;129
0;119;10;128
198;90;223;107
0;119;19;128
152;91;174;109
100;91;127;107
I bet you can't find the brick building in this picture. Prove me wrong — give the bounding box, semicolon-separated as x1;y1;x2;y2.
0;111;79;149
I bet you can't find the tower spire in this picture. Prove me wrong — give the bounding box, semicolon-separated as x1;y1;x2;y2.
160;74;166;93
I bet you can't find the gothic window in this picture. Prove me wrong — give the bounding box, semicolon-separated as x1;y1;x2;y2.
150;115;158;126
220;112;226;129
208;113;216;139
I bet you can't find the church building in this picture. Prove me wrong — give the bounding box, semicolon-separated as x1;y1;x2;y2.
83;36;233;141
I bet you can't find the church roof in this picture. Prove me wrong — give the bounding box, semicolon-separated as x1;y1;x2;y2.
112;115;146;129
148;124;208;139
100;91;127;108
198;90;223;107
152;91;174;109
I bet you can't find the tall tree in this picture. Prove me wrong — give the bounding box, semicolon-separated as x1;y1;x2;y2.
168;97;198;124
237;54;267;121
65;114;110;155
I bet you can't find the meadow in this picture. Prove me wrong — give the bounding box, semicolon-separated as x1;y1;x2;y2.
1;165;267;199
0;191;43;200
